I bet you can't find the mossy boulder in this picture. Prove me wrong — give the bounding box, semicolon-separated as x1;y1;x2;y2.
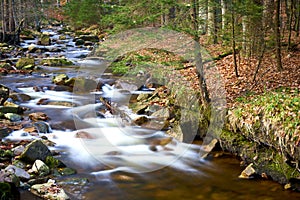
19;139;52;163
52;74;69;85
38;34;51;45
16;57;35;69
42;58;73;66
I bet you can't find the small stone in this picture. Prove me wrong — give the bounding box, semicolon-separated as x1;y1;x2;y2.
200;138;218;159
31;160;50;176
239;163;256;179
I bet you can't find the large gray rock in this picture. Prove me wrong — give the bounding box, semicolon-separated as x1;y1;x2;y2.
19;139;52;163
5;165;30;180
0;84;9;105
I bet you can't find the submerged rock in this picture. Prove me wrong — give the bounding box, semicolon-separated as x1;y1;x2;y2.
19;139;52;163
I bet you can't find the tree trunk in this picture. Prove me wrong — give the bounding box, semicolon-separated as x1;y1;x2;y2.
288;0;294;50
231;0;239;77
275;0;283;71
207;0;217;43
242;15;248;56
192;0;210;108
220;0;227;30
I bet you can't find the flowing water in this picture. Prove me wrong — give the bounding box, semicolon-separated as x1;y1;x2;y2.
1;26;300;199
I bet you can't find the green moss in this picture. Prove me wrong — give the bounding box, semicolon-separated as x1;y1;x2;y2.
108;48;185;75
0;182;11;200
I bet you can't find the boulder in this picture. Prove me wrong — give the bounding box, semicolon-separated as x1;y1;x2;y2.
5;165;30;180
72;77;97;93
33;121;52;133
75;39;84;46
9;93;31;102
52;74;69;85
30;179;70;200
0;106;24;114
31;160;50;176
0;84;9;105
37;34;51;45
28;112;49;121
0;127;12;139
19;139;52;163
42;58;73;66
4;101;26;113
16;57;35;69
4;113;22;122
78;35;99;42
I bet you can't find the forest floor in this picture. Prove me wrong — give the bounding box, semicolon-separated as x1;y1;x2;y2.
202;40;300;107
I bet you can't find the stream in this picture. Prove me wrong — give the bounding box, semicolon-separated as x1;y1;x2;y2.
1;25;300;200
